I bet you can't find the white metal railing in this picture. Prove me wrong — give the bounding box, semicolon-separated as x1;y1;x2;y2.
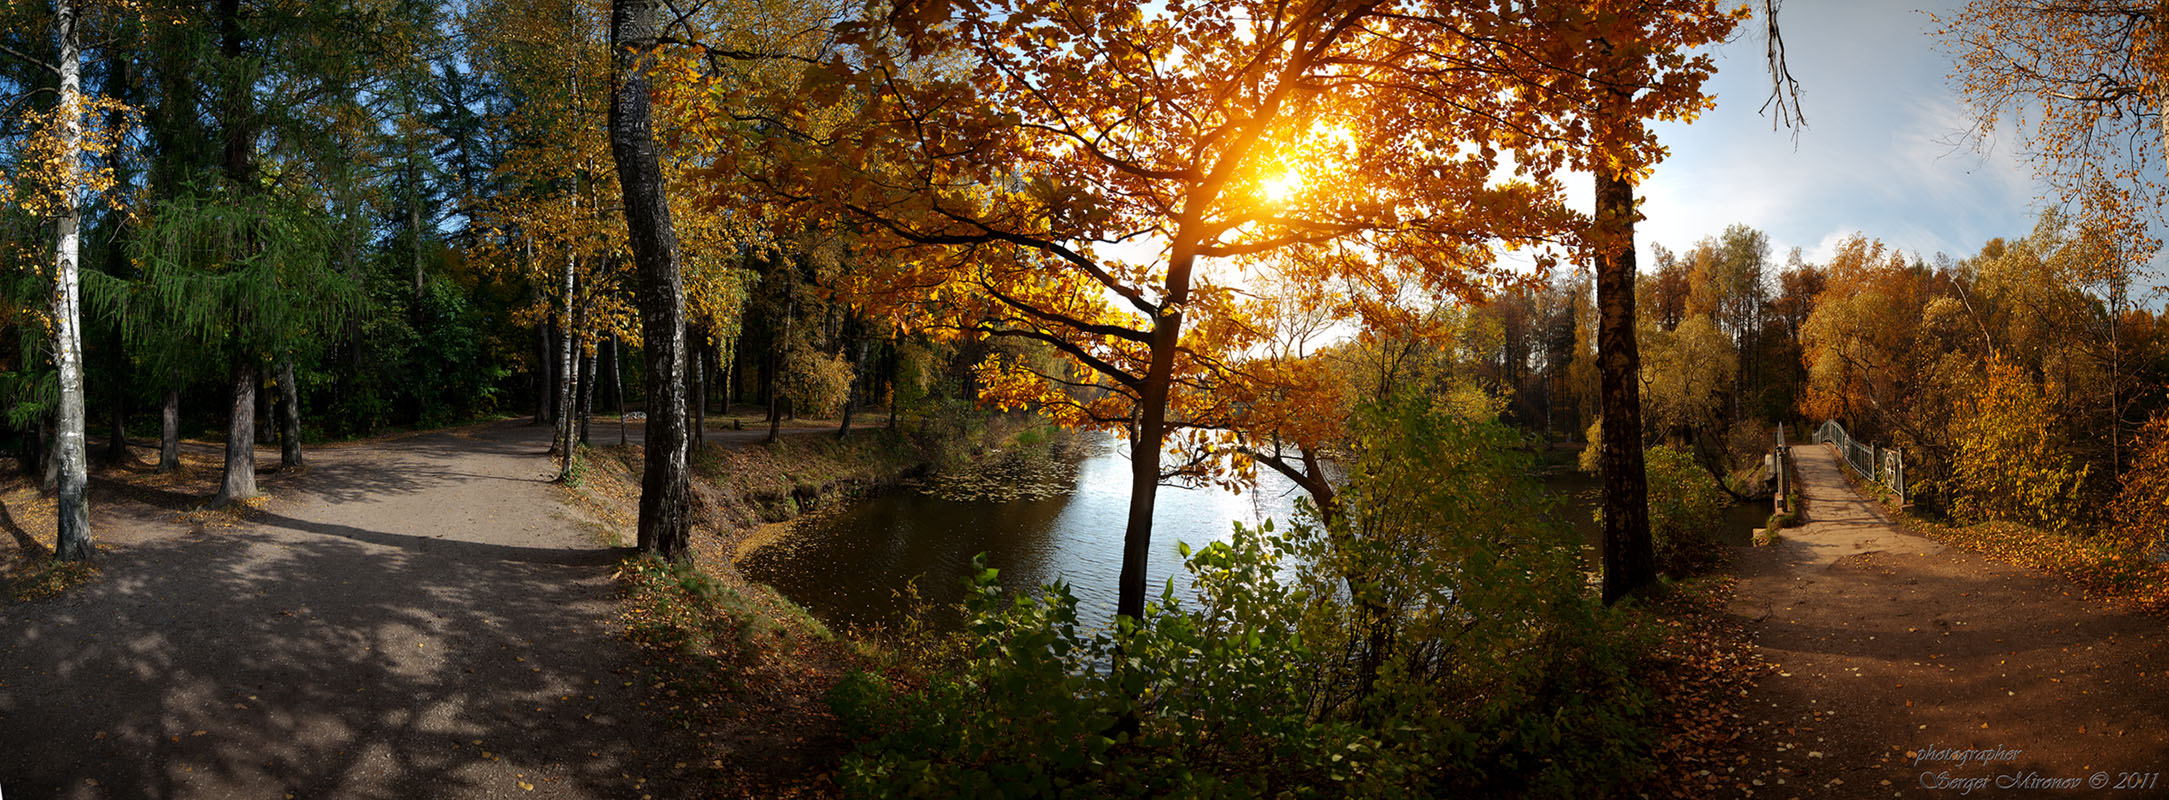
1813;419;1905;506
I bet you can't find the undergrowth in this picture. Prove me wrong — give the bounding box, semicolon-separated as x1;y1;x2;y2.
1620;575;1774;796
618;555;764;720
1907;518;2169;612
5;556;98;603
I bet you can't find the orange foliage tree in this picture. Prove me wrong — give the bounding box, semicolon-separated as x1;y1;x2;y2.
2113;411;2169;552
739;0;1740;622
1798;235;1933;434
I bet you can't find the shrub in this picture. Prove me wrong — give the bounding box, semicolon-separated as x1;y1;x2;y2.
832;395;1656;798
782;344;855;418
1947;359;2089;532
1578;423;1726;577
1642;444;1725;576
2110;411;2169;554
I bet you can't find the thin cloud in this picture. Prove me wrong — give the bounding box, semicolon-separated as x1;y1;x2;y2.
1637;0;2039;272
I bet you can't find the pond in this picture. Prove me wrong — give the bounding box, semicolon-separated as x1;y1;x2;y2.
738;437;1767;633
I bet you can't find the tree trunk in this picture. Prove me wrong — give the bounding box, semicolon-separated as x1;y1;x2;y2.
610;335;627;445
611;0;692;560
724;343;739;419
759;338;776;420
553;254;578;460
689;329;705;447
767;300;791;443
578;347;595;445
159;388;180;472
1257;445;1338;529
99;42;134;469
409;157;426;313
40;412;58;494
215;360;259;506
1117;312;1181;624
555;329;581;482
838;337;865;438
210;0;258;509
606;335;623;413
533;258;552;426
49;0;92;561
1595;164;1655;604
257;370;274;443
278;351;303;467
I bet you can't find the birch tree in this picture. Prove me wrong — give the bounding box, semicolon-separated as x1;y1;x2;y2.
0;0;134;561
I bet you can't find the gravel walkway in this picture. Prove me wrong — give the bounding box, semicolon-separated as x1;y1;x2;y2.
0;420;685;799
1723;444;2169;798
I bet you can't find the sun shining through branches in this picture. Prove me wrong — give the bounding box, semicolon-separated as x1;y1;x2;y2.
1260;167;1304;205
742;0;1740;632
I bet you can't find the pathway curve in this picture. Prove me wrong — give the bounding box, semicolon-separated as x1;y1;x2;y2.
1721;443;2169;798
0;420;684;799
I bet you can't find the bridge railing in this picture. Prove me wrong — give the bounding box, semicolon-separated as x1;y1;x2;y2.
1772;424;1789;515
1812;419;1905;506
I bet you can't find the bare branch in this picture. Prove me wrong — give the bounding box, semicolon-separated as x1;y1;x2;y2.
0;41;59;75
1759;0;1809;141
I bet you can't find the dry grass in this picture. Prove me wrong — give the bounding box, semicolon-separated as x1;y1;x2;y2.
557;442;862;798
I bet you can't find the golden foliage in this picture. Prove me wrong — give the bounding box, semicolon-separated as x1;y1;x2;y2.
1939;0;2168;261
2111;411;2169;553
2;92;135;223
1797;235;1922;424
1948;359;2091;532
731;0;1740;492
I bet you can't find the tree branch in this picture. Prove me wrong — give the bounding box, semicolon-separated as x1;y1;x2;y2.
0;41;59;75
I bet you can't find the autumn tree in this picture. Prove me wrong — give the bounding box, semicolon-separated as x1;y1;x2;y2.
609;0;695;559
1556;0;1741;604
1940;1;2169;227
1640;315;1736;456
0;0;136;559
1939;3;2165;460
754;0;1741;620
1640;245;1689;332
2112;410;2169;552
1798;235;1932;438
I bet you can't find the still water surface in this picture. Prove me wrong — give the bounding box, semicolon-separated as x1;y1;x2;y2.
739;438;1765;632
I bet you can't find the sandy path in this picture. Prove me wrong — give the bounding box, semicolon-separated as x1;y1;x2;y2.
1720;444;2169;798
0;420;690;799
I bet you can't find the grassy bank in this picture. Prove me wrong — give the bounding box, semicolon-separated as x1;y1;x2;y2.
1904;517;2169;612
563;411;1072;797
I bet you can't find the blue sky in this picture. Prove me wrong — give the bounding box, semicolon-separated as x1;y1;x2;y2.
1637;0;2042;270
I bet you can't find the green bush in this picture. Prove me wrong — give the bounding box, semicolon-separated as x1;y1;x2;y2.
1642;445;1725;576
1579;424;1726;577
831;395;1657;798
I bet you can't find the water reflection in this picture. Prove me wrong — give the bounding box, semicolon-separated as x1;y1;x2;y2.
738;439;1765;633
738;436;1303;632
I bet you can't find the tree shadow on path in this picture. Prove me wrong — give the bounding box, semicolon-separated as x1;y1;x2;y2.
0;420;689;799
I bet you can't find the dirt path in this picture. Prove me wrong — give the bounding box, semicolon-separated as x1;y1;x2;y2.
1720;444;2169;798
0;420;700;799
